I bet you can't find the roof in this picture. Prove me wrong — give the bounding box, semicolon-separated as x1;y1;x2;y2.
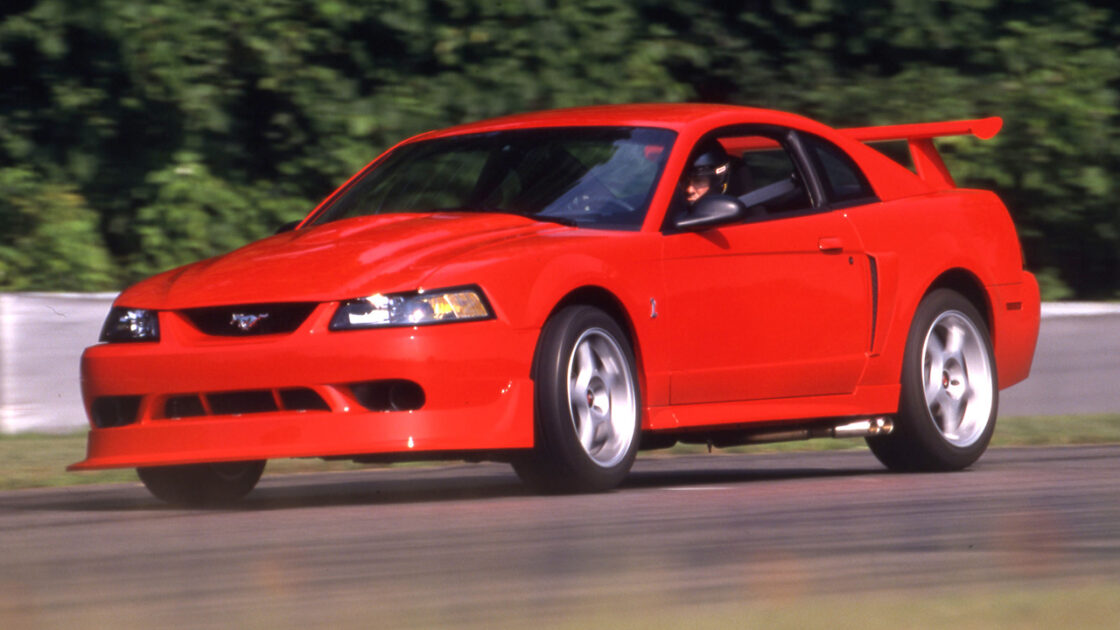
422;103;820;138
369;103;999;205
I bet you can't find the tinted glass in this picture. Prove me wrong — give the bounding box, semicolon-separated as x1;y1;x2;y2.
804;136;875;204
712;133;812;215
312;127;676;230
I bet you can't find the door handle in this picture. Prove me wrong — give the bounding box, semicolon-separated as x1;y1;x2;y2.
818;237;844;253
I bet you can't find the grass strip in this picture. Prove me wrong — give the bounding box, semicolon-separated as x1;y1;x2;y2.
1;413;1117;491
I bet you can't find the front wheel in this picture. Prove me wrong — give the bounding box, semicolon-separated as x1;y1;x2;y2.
137;460;266;507
513;306;640;493
868;289;997;471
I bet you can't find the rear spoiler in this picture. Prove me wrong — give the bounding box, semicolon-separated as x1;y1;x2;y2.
840;117;1002;190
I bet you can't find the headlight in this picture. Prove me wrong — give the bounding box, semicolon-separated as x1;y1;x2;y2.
330;286;492;330
100;307;160;342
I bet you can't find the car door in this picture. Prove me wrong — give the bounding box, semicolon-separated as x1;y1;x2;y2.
661;127;874;405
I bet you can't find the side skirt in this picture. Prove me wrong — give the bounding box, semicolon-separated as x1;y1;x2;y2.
645;384;899;432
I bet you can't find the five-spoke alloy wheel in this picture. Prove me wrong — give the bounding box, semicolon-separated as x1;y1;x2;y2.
921;309;995;448
513;305;640;492
566;327;638;468
868;289;998;471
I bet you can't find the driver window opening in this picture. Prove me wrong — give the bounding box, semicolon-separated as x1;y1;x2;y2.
677;132;812;223
717;135;810;215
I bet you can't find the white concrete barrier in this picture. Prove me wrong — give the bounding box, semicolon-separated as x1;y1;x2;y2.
1040;302;1120;318
0;293;116;434
1;293;1117;434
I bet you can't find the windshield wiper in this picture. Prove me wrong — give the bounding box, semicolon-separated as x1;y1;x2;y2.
528;214;579;227
440;206;579;227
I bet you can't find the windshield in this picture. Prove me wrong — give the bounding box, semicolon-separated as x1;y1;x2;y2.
310;127;676;230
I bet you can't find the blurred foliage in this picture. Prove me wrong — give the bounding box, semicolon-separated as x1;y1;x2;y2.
1;0;1117;297
0;167;115;289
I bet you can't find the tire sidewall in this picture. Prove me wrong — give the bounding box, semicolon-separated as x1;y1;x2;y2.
532;305;641;491
138;460;266;507
898;289;998;469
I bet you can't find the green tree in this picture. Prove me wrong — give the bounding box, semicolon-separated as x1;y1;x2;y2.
0;167;116;290
1;0;1117;297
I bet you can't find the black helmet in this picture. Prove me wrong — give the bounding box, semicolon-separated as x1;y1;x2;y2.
686;144;731;193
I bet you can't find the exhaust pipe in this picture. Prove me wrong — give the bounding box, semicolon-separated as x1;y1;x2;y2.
734;416;894;445
828;416;893;438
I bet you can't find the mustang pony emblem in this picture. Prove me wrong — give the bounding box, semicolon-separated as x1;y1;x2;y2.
230;312;269;332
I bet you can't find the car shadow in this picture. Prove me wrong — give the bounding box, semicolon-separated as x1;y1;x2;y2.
624;462;887;489
3;452;892;513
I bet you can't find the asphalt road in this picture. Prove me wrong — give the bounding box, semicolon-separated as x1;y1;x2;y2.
1;304;1117;627
3;446;1120;628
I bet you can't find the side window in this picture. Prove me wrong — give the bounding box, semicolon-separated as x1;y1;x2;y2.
803;135;876;205
718;134;811;215
667;125;818;231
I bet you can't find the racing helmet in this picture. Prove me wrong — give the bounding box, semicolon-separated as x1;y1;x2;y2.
686;144;731;194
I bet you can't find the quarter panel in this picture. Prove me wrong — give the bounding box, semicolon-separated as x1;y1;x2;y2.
844;191;1036;390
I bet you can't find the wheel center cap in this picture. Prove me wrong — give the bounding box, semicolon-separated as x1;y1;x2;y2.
942;371;951;389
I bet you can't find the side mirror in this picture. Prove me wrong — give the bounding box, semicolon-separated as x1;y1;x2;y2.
275;220;301;234
673;194;745;231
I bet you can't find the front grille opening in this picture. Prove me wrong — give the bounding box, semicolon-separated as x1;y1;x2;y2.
166;395;205;419
181;302;317;336
91;396;142;428
160;388;331;419
279;388;331;412
351;380;425;412
209;390;278;415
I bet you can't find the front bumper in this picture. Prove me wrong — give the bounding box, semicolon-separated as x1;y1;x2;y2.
70;303;537;470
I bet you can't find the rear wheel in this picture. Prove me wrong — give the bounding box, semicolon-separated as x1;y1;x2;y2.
868;289;997;471
513;306;640;493
137;460;266;507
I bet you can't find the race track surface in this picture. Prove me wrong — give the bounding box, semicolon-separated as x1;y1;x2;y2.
3;446;1119;628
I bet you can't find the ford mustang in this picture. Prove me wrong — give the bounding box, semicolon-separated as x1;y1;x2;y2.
71;104;1040;505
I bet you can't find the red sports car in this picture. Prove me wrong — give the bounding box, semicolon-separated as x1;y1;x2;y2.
72;104;1040;505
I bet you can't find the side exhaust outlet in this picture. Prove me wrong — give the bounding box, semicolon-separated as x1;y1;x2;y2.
698;416;896;448
733;416;894;446
829;416;893;438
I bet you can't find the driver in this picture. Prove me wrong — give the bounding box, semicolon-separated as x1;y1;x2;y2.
683;144;731;205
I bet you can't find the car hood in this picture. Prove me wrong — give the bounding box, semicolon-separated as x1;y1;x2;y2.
118;213;566;308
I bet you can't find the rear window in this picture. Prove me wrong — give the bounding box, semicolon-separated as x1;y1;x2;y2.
803;135;876;204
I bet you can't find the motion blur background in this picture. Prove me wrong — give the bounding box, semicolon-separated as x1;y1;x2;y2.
2;0;1118;300
4;8;1119;626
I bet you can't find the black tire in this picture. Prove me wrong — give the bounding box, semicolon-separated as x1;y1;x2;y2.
137;460;266;507
513;305;640;493
868;289;998;471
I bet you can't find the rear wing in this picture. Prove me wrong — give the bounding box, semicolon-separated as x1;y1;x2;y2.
840;117;1002;190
